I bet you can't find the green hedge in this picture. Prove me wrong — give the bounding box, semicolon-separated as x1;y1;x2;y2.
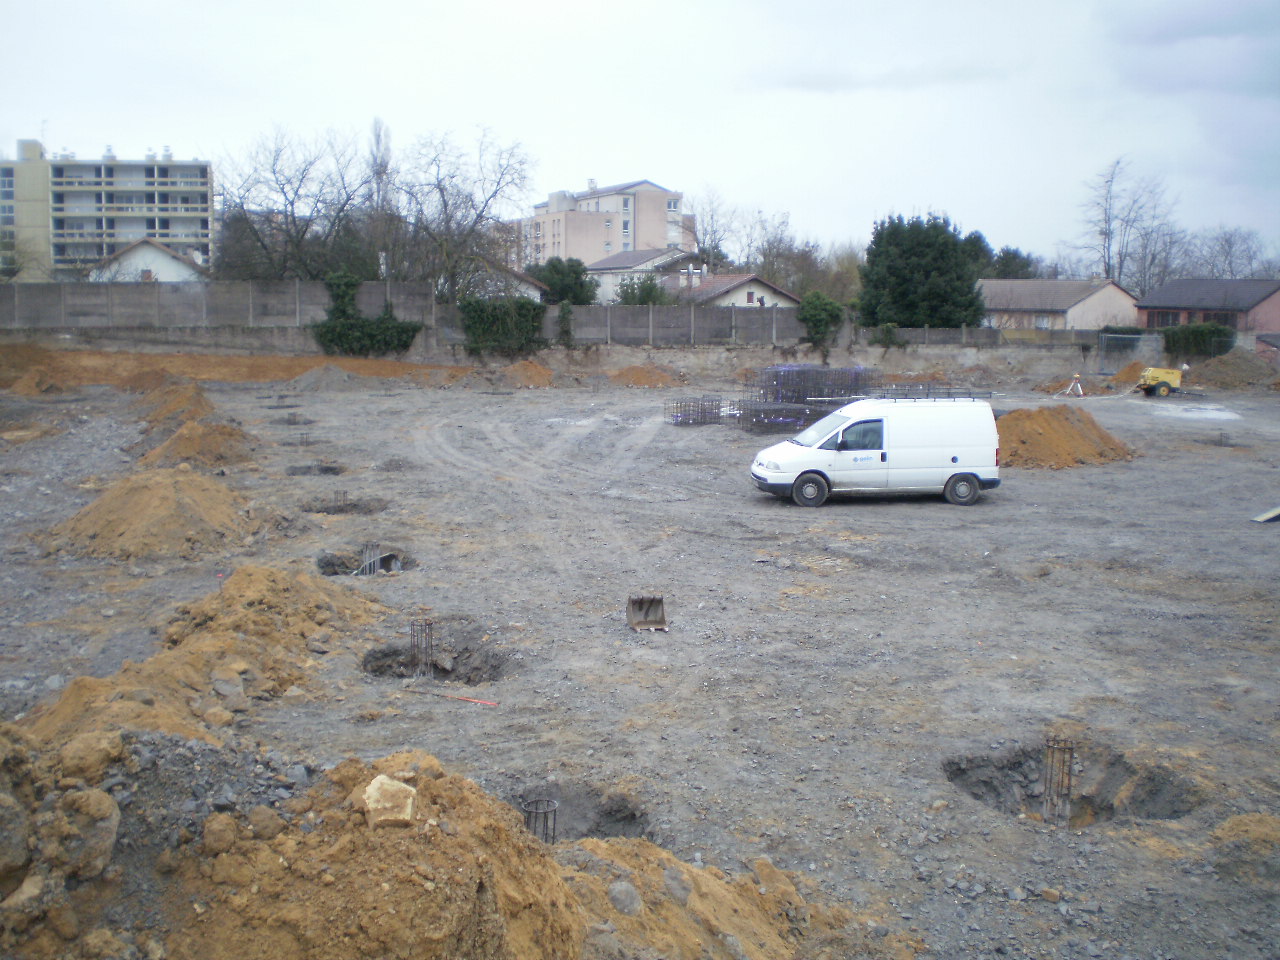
311;272;422;356
1161;323;1234;360
458;296;548;357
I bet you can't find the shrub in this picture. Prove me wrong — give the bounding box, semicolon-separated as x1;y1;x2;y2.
1161;323;1234;360
458;296;548;357
311;272;422;357
556;303;574;349
796;291;845;362
868;323;907;349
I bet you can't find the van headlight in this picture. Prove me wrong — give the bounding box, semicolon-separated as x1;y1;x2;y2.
762;460;780;472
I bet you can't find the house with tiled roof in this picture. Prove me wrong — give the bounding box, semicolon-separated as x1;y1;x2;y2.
508;179;696;269
88;237;209;282
586;247;700;303
977;279;1135;330
658;272;800;308
1135;279;1280;333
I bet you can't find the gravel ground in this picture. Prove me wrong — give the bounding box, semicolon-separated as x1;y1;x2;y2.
3;374;1280;960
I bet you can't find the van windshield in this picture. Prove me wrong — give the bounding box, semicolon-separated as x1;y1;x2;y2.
788;413;850;447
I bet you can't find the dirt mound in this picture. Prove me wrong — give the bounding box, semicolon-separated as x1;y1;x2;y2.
1210;813;1280;884
1112;360;1146;384
117;368;180;393
609;364;681;388
48;466;258;560
134;381;216;431
502;359;555;388
998;405;1135;468
139;420;257;467
0;736;877;960
1188;349;1279;390
7;368;67;396
21;564;383;748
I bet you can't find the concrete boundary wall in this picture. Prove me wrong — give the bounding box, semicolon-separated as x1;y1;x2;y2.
1;281;1055;351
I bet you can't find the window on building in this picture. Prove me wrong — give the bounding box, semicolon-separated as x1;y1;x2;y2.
622;242;631;251
747;291;755;304
622;197;630;210
604;242;612;252
1202;310;1237;328
1149;310;1180;328
605;219;612;229
0;167;13;201
622;220;630;235
667;199;679;212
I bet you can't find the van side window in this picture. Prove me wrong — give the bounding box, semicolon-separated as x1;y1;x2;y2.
841;420;883;450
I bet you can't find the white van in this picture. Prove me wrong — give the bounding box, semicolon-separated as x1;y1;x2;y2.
750;398;1001;506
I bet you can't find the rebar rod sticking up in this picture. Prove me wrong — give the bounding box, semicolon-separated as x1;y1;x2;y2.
410;618;434;680
1042;737;1077;823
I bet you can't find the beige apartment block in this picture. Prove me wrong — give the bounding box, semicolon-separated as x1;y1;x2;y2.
509;179;696;269
2;139;212;281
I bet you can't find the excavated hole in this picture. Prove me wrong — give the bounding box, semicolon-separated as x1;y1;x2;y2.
300;494;386;515
272;413;316;426
360;616;509;685
316;546;415;576
375;457;417;472
507;781;651;842
287;463;346;476
944;742;1204;827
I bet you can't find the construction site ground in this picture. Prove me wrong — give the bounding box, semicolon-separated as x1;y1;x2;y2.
2;346;1279;960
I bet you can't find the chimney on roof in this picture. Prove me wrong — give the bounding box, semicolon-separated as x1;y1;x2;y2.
103;145;116;160
162;146;172;161
587;179;597;191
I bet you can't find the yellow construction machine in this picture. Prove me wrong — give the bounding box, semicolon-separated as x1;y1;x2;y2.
1135;367;1185;397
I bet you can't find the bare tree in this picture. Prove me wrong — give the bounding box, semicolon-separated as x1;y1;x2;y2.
1192;226;1274;279
396;131;530;301
216;128;373;280
685;188;741;271
1081;158;1176;294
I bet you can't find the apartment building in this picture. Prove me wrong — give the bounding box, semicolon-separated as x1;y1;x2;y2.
2;139;212;281
509;179;695;269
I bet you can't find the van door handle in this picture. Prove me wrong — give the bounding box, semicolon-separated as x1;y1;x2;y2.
881;452;887;462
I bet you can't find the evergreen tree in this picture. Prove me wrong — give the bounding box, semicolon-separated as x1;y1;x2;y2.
858;214;984;328
524;256;599;304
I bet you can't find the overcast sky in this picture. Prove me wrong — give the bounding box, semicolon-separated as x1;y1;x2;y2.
4;0;1278;262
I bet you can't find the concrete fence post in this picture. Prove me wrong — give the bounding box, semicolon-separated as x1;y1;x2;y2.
648;304;654;346
771;304;776;346
731;304;737;344
606;305;611;345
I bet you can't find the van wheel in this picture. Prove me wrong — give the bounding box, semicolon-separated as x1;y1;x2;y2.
944;473;981;506
792;472;829;507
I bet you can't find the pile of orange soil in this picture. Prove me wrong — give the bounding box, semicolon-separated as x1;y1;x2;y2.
1111;360;1146;385
47;466;258;560
501;359;555;388
139;420;256;467
20;564;383;748
1209;813;1280;883
0;344;474;390
6;368;67;396
609;364;681;388
1189;349;1280;390
3;565;896;960
133;381;216;431
998;405;1134;469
